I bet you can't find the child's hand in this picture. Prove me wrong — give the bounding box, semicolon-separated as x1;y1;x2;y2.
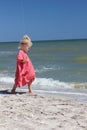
21;59;28;63
24;59;29;62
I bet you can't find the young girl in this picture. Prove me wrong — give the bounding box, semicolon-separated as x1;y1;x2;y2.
11;35;36;94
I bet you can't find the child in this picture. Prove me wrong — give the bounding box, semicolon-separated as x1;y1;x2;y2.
11;35;36;94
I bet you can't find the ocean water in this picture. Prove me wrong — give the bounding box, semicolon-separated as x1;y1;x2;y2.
0;39;87;102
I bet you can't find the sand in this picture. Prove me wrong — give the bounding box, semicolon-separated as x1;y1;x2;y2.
0;86;87;130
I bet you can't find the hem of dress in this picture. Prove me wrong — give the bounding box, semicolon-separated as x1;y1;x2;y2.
15;76;35;87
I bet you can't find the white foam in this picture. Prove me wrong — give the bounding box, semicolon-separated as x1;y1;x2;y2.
0;76;70;89
0;51;16;55
0;76;87;91
0;77;14;83
33;78;70;89
35;65;62;73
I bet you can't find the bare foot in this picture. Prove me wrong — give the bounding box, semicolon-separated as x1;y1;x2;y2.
11;90;17;94
28;91;37;95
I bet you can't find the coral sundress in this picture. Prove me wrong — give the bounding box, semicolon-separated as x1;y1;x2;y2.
15;50;36;87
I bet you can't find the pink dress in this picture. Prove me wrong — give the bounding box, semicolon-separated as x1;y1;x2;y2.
15;50;36;87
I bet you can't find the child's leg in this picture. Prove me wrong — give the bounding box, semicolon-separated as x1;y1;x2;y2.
28;81;33;93
11;84;17;93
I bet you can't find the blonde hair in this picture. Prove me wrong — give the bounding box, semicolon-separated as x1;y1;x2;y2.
20;35;32;48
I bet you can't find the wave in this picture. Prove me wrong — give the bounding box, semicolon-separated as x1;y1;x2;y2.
35;65;63;73
0;51;16;55
0;77;14;83
0;76;70;88
33;78;70;89
0;76;87;90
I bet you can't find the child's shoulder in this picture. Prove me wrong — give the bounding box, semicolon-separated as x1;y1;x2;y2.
18;49;24;53
17;50;24;55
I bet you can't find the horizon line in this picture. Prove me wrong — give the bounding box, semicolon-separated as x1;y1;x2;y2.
0;38;87;43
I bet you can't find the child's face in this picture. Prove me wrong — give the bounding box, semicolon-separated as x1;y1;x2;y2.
21;44;30;52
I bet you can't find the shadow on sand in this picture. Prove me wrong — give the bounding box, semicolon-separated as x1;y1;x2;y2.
0;89;26;95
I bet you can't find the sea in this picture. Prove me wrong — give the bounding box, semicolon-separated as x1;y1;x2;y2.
0;39;87;102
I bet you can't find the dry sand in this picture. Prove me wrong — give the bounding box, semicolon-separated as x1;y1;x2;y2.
0;86;87;130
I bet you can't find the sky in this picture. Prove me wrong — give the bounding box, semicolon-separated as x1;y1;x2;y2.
0;0;87;41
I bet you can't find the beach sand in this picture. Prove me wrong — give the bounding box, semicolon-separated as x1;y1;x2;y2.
0;86;87;130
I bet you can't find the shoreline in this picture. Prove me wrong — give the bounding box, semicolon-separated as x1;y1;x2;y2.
0;86;87;130
1;84;87;104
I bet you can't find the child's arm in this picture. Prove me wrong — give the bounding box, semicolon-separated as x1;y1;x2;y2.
17;51;29;63
20;59;28;63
